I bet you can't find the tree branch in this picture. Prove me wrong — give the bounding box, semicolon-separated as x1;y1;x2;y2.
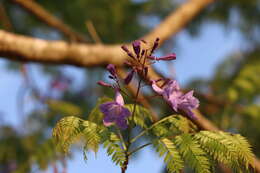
11;0;87;42
1;0;215;66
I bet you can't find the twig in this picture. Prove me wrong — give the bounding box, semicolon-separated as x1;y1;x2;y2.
12;0;87;42
85;20;102;44
128;143;152;156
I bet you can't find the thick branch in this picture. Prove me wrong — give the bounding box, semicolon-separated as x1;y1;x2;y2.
143;0;214;43
1;0;215;66
0;30;125;66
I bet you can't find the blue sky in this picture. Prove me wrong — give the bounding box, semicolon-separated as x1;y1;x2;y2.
0;22;242;172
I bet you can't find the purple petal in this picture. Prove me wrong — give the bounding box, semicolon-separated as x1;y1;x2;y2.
115;91;124;106
124;69;135;85
103;114;116;124
132;40;141;58
181;91;199;109
183;108;197;119
120;107;131;118
103;120;114;127
151;80;164;95
100;102;117;115
116;118;128;129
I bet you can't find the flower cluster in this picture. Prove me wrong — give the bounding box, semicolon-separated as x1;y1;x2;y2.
98;38;199;129
152;80;199;119
121;38;176;75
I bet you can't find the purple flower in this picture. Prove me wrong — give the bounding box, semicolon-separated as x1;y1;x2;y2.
152;80;199;119
100;90;131;129
132;40;141;58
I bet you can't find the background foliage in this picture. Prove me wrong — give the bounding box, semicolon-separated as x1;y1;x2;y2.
0;0;260;172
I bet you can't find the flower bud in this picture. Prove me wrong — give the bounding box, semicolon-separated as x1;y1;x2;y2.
132;40;141;58
106;64;116;76
124;69;135;85
151;38;160;54
121;45;135;59
97;81;112;87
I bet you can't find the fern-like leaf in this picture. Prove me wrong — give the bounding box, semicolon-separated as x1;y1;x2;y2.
194;131;254;171
52;116;102;155
174;133;212;173
53;116;84;153
153;138;184;173
125;104;153;128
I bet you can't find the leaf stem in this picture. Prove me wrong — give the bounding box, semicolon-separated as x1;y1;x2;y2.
128;143;152;156
117;128;127;150
130;115;174;143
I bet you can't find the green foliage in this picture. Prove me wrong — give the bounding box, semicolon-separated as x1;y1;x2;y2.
174;134;212;173
152;115;196;138
226;54;260;102
194;131;254;171
52;115;126;166
103;139;126;166
48;99;82;116
82;120;101;154
153;138;184;173
33;139;58;170
243;105;260;118
125;104;153;128
52;116;100;154
88;96;113;125
152;124;254;173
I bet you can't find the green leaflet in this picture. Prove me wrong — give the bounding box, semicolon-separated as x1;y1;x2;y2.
174;134;212;173
52;116;84;153
88;97;113;125
153;138;184;173
52;116;101;155
152;115;195;138
125;104;153;128
103;140;126;166
100;128;125;166
193;131;254;172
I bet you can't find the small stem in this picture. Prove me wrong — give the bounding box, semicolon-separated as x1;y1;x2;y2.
128;143;152;156
130;115;175;143
121;153;129;173
117;129;127;150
